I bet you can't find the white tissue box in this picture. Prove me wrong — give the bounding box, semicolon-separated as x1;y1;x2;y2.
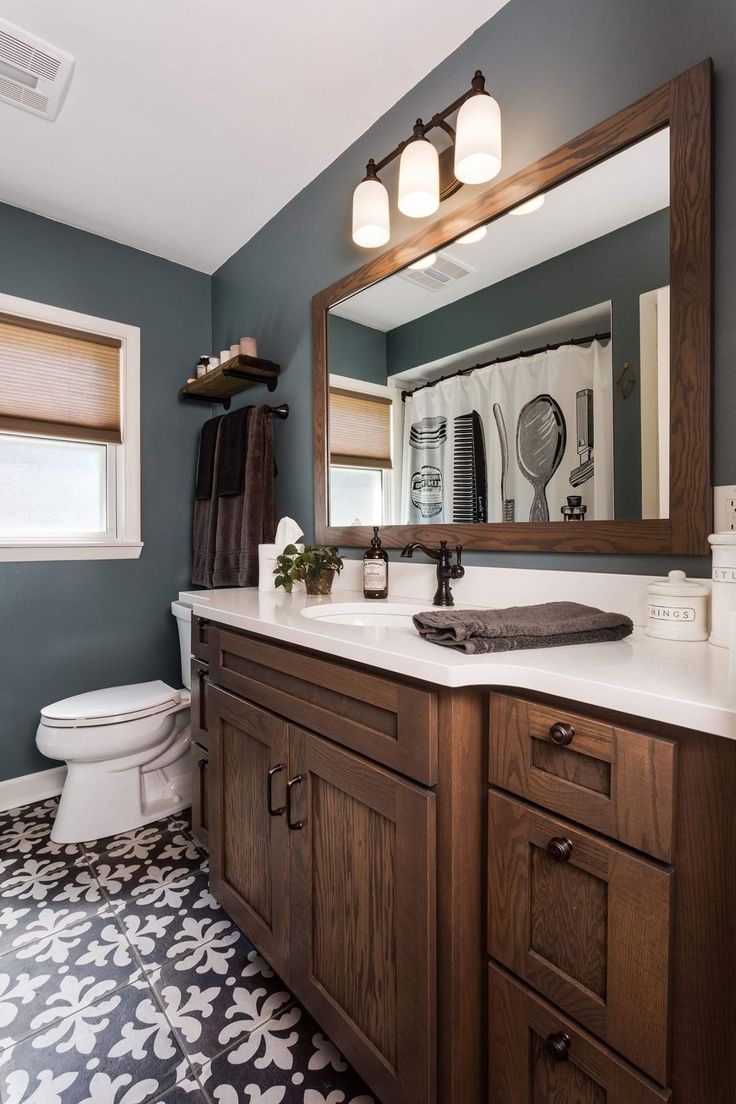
258;543;304;592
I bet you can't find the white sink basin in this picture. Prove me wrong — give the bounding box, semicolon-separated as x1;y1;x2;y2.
300;601;424;628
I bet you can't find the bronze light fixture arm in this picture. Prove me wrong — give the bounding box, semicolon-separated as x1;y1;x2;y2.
362;70;487;179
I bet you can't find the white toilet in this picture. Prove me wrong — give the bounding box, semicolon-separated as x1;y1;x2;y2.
36;600;195;844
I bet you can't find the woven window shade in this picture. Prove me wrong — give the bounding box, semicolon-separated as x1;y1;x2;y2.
329;388;392;469
0;314;122;444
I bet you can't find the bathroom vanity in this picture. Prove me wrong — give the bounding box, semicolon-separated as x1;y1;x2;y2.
188;590;736;1104
186;57;723;1104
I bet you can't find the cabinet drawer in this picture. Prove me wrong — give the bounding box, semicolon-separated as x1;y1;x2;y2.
192;616;214;663
488;790;672;1084
489;965;670;1103
489;693;676;861
209;626;438;785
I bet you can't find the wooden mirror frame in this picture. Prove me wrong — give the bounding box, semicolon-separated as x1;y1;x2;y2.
313;61;712;554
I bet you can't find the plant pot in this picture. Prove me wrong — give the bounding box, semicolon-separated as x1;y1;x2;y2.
306;570;335;596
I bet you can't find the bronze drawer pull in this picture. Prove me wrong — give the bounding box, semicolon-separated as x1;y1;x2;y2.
286;774;305;830
197;756;207;770
547;837;574;863
267;764;286;817
545;1032;571;1063
549;721;575;746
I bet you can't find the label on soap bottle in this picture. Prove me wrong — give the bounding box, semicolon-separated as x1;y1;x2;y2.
364;561;387;591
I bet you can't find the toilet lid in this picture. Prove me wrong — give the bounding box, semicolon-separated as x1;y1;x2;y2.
41;681;181;727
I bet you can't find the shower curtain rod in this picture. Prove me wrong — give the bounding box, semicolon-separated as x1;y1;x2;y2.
401;332;611;401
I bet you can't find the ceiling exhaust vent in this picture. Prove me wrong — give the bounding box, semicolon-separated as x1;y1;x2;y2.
399;252;473;292
0;18;74;121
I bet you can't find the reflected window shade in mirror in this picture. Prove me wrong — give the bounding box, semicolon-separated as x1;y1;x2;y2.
329;388;392;469
0;314;122;444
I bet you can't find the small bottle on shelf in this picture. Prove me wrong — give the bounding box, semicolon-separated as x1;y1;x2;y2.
363;526;389;600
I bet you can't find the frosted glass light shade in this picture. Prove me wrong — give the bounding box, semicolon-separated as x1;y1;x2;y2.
352;176;390;248
454;92;502;184
510;193;546;216
409;253;437;271
456;226;487;244
398;137;440;218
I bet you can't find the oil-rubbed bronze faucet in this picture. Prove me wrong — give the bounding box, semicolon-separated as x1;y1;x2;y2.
400;540;464;606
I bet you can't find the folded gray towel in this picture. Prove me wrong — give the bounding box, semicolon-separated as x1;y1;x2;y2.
413;601;633;654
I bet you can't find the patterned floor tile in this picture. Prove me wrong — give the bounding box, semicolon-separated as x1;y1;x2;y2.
84;818;206;877
196;1003;376;1104
115;870;237;975
0;909;141;1052
0;807;84;865
151;930;292;1065
151;1071;206;1104
0;979;196;1104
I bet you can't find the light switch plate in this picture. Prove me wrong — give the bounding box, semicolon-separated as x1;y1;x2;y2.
713;485;736;533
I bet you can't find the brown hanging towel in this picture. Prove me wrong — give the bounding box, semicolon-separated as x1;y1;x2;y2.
192;415;223;587
212;404;276;588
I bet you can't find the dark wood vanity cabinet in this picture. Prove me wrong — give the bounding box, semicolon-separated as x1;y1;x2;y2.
196;617;736;1104
202;634;439;1104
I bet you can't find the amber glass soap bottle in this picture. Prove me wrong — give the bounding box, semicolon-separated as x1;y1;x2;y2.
363;526;389;600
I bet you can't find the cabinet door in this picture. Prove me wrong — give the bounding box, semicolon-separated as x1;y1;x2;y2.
488;789;672;1084
288;727;436;1104
208;684;290;979
191;744;210;850
489;966;670;1104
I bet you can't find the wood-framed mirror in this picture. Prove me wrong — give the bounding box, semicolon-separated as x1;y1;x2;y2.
313;60;711;554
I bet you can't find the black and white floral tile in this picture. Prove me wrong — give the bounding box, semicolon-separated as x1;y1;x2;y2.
0;799;376;1104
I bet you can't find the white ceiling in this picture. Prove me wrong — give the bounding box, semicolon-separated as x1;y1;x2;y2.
0;0;511;273
332;129;670;331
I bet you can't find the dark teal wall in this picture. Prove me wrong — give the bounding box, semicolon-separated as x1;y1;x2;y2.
212;0;735;577
0;202;211;783
328;314;387;385
387;211;670;518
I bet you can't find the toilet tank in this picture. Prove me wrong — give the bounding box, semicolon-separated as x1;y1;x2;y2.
171;600;193;690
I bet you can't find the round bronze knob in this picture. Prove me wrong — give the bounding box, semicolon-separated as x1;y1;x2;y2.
549;721;575;746
545;1032;571;1063
547;837;574;863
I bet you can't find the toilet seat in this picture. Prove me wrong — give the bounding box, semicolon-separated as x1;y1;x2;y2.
41;681;181;728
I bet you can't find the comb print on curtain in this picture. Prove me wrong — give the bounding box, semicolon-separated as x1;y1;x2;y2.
400;340;613;525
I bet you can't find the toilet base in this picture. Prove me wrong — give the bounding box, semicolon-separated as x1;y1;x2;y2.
51;754;191;844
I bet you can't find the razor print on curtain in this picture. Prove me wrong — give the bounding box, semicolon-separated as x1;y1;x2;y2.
401;340;613;524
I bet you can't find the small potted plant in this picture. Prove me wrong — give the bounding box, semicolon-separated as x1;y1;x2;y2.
274;544;344;596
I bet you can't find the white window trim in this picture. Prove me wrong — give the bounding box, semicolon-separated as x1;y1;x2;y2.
0;292;142;562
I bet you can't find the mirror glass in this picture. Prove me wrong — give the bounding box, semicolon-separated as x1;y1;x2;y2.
327;129;670;527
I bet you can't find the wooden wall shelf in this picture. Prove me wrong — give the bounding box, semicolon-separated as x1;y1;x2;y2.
180;353;281;410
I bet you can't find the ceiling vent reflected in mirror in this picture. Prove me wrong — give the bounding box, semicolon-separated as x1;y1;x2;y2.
0;18;75;121
399;252;472;292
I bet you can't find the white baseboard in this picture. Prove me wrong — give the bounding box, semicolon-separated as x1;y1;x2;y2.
0;766;66;814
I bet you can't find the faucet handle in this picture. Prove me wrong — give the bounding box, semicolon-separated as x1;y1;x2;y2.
451;544;465;580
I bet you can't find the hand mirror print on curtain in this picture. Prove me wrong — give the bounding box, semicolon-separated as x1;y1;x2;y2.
400;340;613;524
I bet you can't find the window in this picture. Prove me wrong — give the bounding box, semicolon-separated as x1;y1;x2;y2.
0;293;141;561
329;386;393;526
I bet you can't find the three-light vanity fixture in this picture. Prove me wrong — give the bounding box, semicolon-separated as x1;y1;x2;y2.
352;70;503;248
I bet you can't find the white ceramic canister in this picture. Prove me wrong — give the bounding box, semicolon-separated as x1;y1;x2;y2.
708;533;736;647
645;569;709;641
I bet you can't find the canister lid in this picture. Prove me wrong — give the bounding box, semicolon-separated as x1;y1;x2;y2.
648;569;709;598
708;532;736;547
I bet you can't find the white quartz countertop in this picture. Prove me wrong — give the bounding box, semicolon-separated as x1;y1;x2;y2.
184;584;736;741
